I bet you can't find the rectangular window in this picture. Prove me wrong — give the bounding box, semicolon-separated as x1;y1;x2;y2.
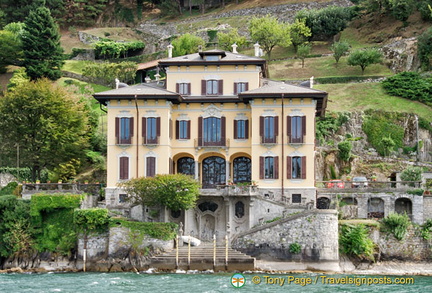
198;116;225;146
116;117;133;144
287;156;306;179
176;120;190;140
292;194;301;203
146;157;156;177
287;116;306;143
234;120;248;139
202;79;223;95
234;82;249;94
142;117;160;145
260;116;278;144
259;156;279;180
119;157;129;180
177;83;191;95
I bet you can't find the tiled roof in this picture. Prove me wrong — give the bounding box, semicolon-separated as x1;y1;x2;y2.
240;79;326;96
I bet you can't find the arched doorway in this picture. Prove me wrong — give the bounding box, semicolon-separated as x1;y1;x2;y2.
202;156;226;188
177;157;195;176
233;157;251;184
368;198;384;218
395;198;412;217
317;197;331;209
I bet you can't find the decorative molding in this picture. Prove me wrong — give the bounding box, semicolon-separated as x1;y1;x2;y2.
202;104;222;118
288;150;305;157
288;109;305;116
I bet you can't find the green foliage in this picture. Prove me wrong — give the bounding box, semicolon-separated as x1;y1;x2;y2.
380;136;396;156
249;14;291;60
417;27;432;71
0;182;18;196
7;67;29;90
400;166;422;187
217;28;247;51
0;167;48;183
110;218;177;240
331;41;350;64
82;61;137;87
388;0;414;21
120;174;200;211
297;43;311;68
74;208;109;233
0;195;34;258
407;189;424;196
289;242;301;254
295;6;353;40
0;79;91;181
94;40;145;59
50;159;81;182
22;6;64;81
382;72;432;105
339;224;375;260
316;111;350;145
30;193;83;225
0;30;22;73
289;18;312;53
338;141;352;161
420;219;432;240
362;110;404;156
418;0;432;20
265;216;282;224
347;48;382;74
172;34;206;57
381;213;411;240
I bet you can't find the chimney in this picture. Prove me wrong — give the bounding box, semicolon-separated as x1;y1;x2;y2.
310;76;314;88
254;43;260;57
115;78;120;89
231;43;238;54
167;44;173;58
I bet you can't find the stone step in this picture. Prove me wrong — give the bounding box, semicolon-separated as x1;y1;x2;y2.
150;245;255;271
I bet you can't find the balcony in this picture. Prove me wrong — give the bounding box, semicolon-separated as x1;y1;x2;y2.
260;136;278;145
143;136;159;146
215;184;259;196
195;138;229;149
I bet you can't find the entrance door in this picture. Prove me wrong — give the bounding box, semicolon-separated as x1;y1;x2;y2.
202;156;226;188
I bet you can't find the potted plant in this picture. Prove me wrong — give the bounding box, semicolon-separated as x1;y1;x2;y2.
371;175;377;181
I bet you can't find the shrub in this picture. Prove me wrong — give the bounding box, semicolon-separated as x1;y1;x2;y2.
338;141;352;161
382;72;432;105
289;242;302;254
400;166;422;187
339;224;375;260
381;213;411;240
418;27;432;71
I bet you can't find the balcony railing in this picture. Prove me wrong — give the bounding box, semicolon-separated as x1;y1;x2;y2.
22;183;103;197
260;136;278;144
317;180;423;193
215;184;259;196
195;138;229;148
143;136;159;145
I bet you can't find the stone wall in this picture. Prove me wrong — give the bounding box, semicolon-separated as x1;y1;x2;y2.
371;226;432;261
232;209;339;262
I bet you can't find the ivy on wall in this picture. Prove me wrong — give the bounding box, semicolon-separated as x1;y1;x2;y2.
110;218;177;241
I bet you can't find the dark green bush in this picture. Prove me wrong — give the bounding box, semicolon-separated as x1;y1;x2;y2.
382;72;432;105
289;242;301;254
338;141;352;161
381;213;411;240
339;224;375;260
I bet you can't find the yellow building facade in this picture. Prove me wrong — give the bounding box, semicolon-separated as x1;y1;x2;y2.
94;49;327;241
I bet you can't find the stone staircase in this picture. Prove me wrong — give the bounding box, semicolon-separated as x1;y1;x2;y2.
150;243;255;271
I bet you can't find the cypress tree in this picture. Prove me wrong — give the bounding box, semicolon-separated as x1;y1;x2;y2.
22;5;64;81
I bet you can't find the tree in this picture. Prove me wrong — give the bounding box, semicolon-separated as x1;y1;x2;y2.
172;33;206;57
289;18;312;53
417;27;432;70
83;61;137;87
0;79;90;181
389;0;414;21
400;166;422;187
22;6;64;81
120;174;200;211
330;41;350;65
0;30;21;73
295;6;353;40
297;43;311;68
347;48;382;74
248;15;291;61
217;28;247;51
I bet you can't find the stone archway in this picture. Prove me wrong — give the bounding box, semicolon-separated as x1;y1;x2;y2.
317;197;331;209
395;198;412;217
368;198;384;219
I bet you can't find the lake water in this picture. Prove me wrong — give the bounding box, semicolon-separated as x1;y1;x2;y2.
1;272;432;292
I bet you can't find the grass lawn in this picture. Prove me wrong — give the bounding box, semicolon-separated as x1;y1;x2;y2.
270;55;393;80
63;60;89;75
315;82;432;123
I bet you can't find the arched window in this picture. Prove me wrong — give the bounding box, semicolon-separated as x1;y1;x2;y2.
233;157;251;183
177;157;195;176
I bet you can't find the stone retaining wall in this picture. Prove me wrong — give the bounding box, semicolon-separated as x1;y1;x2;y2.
232;209;339;262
